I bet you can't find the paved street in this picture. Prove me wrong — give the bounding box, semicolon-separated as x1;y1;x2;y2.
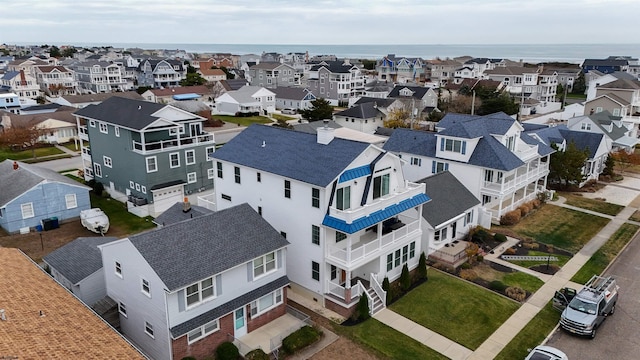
35;155;83;173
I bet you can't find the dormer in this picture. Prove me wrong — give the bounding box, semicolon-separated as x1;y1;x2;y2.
399;87;414;97
434;134;479;163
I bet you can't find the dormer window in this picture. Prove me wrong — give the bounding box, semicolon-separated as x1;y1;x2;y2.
441;138;466;154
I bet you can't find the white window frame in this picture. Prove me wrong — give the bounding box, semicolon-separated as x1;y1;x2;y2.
141;278;151;297
187;320;220;344
65;194;77;209
253;252;276;279
187;172;197;184
185;277;215;308
99;122;108;134
103;155;112;168
207;168;215;179
144;321;154;338
135;183;141;191
141;185;146;194
21;202;34;219
115;261;123;278
169;152;180;168
114;126;120;137
129;181;134;189
206;146;215;161
118;302;127;317
89;120;96;127
185;150;196;165
250;288;283;318
94;163;102;178
146;156;157;173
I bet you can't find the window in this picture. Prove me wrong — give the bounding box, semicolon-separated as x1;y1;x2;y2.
336;186;350;210
330;265;337;280
386;253;393;271
187;172;197;184
394;249;401;267
146;156;157;173
312;188;320;208
141;185;146;194
312;225;320;245
221;194;231;201
284;180;291;198
581;122;591;131
434;229;441;241
208;168;215;179
411;157;422;166
114;126;120;137
99;122;108;134
482;195;492;205
129;181;134;189
253;252;276;278
613;108;621;116
465;210;474;225
280;231;287;239
217;161;223;178
596;107;603;113
451;222;457;237
257;172;261;182
21;203;34;219
94;163;102;177
250;289;283;317
484;170;494;182
141;279;150;297
89;120;95;127
402;245;408;263
442;138;465;154
186;277;215;307
206;146;215;161
410;242;416;258
312;261;320;281
115;261;122;277
185;150;195;165
258;206;262;216
118;302;127;317
65;194;77;209
234;166;241;184
336;231;346;243
506;135;515;151
135;183;141;191
373;174;390;199
145;321;154;338
169;153;180;168
187;320;219;344
103;156;112;168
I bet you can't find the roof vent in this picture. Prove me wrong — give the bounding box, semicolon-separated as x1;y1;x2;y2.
261;141;266;148
13;161;19;170
182;197;191;213
138;105;142;110
0;309;5;321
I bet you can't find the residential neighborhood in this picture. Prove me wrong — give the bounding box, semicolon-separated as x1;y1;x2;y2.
2;38;640;360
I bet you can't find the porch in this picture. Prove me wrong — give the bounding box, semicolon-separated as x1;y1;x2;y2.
325;273;387;316
486;180;543;221
482;161;549;195
132;133;214;154
428;240;470;268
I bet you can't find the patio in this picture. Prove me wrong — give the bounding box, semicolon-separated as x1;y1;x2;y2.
235;306;310;356
429;240;469;268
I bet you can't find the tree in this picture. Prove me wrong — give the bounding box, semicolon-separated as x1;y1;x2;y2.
572;71;586;95
556;83;565;105
549;141;589;188
352;294;370;321
179;72;206;86
478;93;519;115
299;98;333;121
383;107;411;128
212;66;235;80
186;64;197;74
399;264;411;292
136;86;152;95
602;154;616;177
382;276;393;305
417;253;428;280
610;149;640;173
48;46;61;58
361;59;376;70
0;124;46;158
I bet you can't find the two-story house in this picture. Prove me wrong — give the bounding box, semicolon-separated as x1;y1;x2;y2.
249;62;300;88
387;85;439;119
0;70;41;100
34;65;78;96
586;78;640;135
74;96;216;217
212;124;430;317
0;92;21;114
376;54;425;83
383;112;554;223
428;58;461;86
485;66;558;104
271;86;316;110
137;59;186;88
99;203;290;360
567;110;638;152
306;61;365;105
73;61;127;94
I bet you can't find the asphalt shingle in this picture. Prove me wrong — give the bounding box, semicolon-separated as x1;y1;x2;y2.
43;237;118;284
418;171;480;227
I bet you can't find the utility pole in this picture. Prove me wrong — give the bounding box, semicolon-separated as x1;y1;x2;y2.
471;90;476;115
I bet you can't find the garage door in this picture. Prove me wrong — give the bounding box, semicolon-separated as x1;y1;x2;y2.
151;184;184;217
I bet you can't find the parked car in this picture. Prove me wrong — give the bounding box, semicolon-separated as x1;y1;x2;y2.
281;108;297;115
80;208;110;234
525;345;568;360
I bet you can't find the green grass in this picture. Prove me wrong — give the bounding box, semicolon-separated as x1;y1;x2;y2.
60;141;84;152
507;250;571;268
0;146;64;162
473;263;544;294
390;270;520;350
494;302;561;360
89;193;155;234
337;319;449;360
560;192;624;216
506;204;610;253
565;93;586;100
211;115;273;126
271;114;295;121
571;223;640;284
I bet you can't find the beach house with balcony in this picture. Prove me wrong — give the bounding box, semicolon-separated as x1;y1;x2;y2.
137;59;186;88
383;112;554;223
212;124;430;317
74;96;215;217
72;61;127;94
306;60;365;105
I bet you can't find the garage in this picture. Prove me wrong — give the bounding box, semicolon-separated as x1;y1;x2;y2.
150;181;186;217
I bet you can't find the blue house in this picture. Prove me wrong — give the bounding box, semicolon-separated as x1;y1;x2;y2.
0;160;91;233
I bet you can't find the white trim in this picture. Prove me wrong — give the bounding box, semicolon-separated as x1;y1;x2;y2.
144;321;154;338
141;278;151;298
252;252;277;280
20;202;34;219
185;277;216;309
146;156;158;173
115;261;123;278
99;122;108;134
103;155;112;168
250;288;283;318
114;126;120;137
187;319;220;345
118;302;127;318
207;168;215;179
169;152;180;168
185;150;196;165
65;193;77;209
187;172;197;184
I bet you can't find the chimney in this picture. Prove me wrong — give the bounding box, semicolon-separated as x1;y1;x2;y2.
182;197;191;213
317;120;335;145
13;161;19;170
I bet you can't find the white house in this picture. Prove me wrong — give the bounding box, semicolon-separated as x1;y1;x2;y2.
383;112;555;223
99;204;291;360
212;124;430;317
333;102;386;134
215;86;275;115
567;110;638;152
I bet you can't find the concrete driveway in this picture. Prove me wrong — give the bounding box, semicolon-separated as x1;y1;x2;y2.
581;175;640;206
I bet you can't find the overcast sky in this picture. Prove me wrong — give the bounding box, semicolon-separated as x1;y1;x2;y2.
2;0;640;45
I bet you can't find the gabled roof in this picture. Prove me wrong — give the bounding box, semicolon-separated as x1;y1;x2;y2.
58;91;143;105
153;201;214;227
0;108;77;128
270;86;314;100
213;124;370;187
220;78;250;91
74;96;167;130
221;86;273;104
147;85;210;97
335;102;384;119
437;112;515;136
588;93;630;106
559;128;604;158
485;66;536;76
36;65;71;73
1;70;21;80
388;85;432;99
597;78;640;90
354;97;397;108
310;61;357;73
199;67;226;76
128;203;289;291
418;171;480;227
43;237;118;284
250;62;285;70
0;160;90;208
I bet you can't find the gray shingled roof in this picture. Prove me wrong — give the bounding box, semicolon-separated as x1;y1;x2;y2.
129;203;289;291
0;160;90;207
559;128;604;158
293;120;341;134
418;172;479;227
310;61;357;73
270;86;314;101
354;97;397;108
73;96;166;130
388;85;431;99
212;125;370;187
335;102;384;119
59;91;143;105
153;201;214;227
43;237;118;284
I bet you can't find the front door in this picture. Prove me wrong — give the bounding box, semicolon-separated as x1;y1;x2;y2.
234;307;247;337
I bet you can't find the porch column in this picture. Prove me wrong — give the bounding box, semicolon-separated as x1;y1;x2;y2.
140;132;146;152
344;270;352;303
346;235;352;263
511;192;516;210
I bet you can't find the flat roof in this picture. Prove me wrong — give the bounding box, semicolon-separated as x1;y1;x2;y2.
0;248;147;359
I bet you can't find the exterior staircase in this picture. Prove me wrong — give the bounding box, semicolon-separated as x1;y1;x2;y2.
92;296;121;332
365;287;385;315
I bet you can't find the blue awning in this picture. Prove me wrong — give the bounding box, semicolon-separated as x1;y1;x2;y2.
322;193;430;234
172;93;200;100
338;165;371;183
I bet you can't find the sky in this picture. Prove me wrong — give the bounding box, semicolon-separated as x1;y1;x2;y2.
2;0;640;46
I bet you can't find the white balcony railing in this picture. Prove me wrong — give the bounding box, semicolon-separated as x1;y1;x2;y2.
327;181;425;225
132;133;214;154
482;164;549;194
514;145;539;162
327;219;421;268
326;280;362;304
78;126;88;141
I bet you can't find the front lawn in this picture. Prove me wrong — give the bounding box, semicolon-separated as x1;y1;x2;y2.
0;145;64;162
390;270;520;350
571;223;640;284
494;301;561;360
90;193;155;235
560;192;624;216
212;115;273;126
472;262;545;294
338;319;449;360
504;204;610;253
271;113;295;121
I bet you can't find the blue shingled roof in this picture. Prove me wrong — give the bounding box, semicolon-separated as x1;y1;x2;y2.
213;125;370;187
467;135;524;171
339;165;371;183
382;128;436;157
322;193;430;234
520;132;555;157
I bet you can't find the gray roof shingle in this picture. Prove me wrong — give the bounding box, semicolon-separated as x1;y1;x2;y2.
270;86;314;101
212;125;370;187
129;203;289;291
73;96;166;130
153;201;214;227
43;237;118;284
418;172;480;227
335;102;384;119
388;85;431;99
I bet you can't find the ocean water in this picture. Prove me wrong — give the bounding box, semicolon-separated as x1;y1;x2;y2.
76;43;640;64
